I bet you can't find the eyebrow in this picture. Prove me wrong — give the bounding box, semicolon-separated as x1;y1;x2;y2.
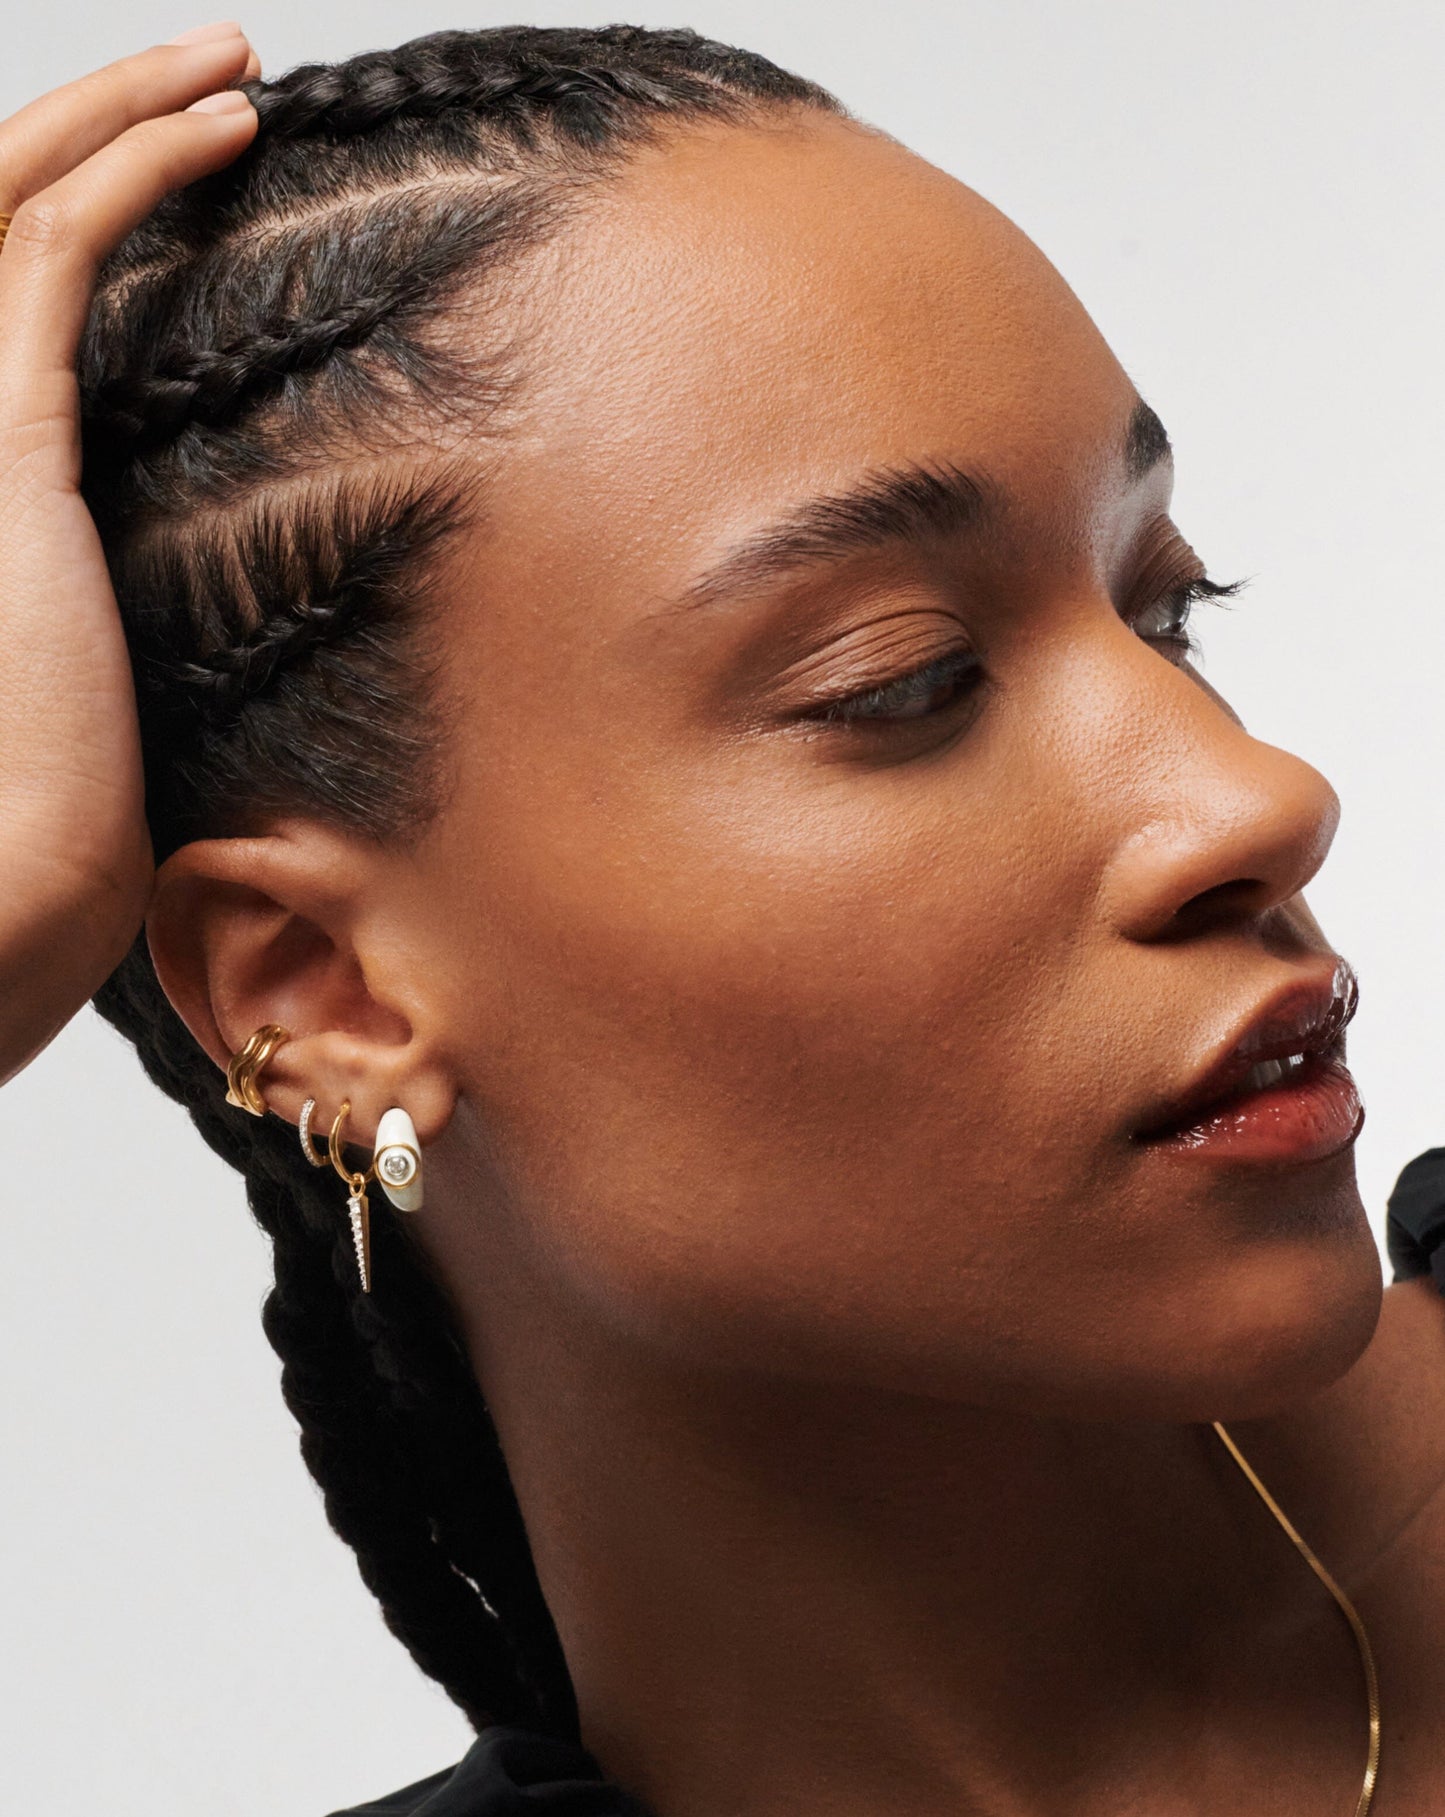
1125;397;1172;481
665;395;1171;613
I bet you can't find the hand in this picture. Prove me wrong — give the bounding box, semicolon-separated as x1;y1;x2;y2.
0;22;261;1086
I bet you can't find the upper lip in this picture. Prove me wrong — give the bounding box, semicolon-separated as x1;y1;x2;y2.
1134;958;1358;1139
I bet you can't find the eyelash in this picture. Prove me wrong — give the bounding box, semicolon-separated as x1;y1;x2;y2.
810;575;1243;728
810;647;982;726
1131;575;1243;662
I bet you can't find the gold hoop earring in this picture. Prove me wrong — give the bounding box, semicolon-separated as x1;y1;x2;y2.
224;1023;291;1116
328;1099;377;1295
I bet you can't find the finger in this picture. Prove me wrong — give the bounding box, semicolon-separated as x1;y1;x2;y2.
0;98;258;414
0;29;256;213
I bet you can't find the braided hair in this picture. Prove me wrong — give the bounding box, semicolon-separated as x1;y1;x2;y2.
79;25;842;1740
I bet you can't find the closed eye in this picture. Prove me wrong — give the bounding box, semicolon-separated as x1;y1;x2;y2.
804;646;983;726
799;571;1242;733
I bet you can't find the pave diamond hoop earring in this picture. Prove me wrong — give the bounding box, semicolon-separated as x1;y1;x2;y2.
298;1097;329;1168
296;1097;424;1292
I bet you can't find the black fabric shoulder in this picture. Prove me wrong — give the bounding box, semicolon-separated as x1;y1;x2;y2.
1386;1146;1445;1291
326;1726;654;1816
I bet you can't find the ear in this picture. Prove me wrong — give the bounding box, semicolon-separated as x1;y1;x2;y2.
146;820;456;1153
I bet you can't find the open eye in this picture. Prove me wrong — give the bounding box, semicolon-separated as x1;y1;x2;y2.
1133;575;1243;661
808;648;983;726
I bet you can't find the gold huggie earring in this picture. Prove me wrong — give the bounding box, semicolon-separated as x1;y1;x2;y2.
327;1100;377;1295
225;1023;291;1115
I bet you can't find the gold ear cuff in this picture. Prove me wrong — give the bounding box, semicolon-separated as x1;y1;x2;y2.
224;1023;291;1115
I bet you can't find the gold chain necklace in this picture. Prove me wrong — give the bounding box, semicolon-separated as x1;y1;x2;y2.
1212;1421;1381;1815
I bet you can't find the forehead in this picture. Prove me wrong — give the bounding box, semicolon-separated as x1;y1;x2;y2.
462;113;1142;608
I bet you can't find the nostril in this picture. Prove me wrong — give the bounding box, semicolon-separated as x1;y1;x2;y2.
1164;877;1268;940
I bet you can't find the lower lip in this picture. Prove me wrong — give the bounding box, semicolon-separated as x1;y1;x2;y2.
1139;1053;1364;1166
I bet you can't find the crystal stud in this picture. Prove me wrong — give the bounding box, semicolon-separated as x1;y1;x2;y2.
380;1148;416;1184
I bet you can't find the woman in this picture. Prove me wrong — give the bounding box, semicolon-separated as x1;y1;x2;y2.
3;19;1443;1815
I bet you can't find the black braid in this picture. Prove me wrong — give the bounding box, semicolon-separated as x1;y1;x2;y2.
95;293;402;444
250;27;824;139
97;947;568;1732
79;24;842;1741
155;593;359;721
87;188;534;455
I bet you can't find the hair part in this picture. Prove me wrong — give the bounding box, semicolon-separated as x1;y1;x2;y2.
81;24;841;1738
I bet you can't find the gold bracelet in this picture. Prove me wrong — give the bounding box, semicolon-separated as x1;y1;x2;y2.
0;213;12;253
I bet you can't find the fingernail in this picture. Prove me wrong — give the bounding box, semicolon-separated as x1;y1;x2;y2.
168;20;244;45
186;88;253;114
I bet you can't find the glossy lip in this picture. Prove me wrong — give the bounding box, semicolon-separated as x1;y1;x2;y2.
1133;957;1359;1144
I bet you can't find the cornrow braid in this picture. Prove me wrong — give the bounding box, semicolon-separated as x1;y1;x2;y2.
80;24;842;1742
86;188;540;458
249;26;825;139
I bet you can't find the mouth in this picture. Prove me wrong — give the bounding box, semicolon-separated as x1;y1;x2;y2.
1133;958;1364;1165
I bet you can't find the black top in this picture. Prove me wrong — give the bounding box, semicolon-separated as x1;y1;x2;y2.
1385;1146;1445;1291
332;1146;1445;1817
327;1727;651;1815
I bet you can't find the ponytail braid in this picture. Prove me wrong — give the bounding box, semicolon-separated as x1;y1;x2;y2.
80;23;841;1741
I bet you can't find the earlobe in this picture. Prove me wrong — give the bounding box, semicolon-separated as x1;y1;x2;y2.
290;1090;426;1292
299;1094;427;1210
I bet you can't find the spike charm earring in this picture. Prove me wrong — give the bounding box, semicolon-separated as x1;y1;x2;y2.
375;1107;424;1212
296;1098;424;1291
346;1186;371;1295
327;1101;377;1294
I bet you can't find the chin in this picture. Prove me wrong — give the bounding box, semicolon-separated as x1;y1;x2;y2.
1004;1172;1384;1425
1143;1190;1384;1424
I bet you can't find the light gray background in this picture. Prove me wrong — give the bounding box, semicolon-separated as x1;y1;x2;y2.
4;2;1443;1811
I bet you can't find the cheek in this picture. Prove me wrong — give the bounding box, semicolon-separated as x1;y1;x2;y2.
424;721;1377;1418
432;735;1135;1391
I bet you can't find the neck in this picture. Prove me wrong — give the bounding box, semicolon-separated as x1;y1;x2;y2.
451;1270;1364;1817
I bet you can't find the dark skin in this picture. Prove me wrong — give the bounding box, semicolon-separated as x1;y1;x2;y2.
48;103;1445;1814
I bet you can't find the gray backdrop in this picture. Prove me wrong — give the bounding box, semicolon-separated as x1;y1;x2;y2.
4;2;1443;1810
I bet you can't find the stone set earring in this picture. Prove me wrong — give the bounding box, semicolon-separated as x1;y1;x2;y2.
298;1096;424;1292
224;1023;424;1293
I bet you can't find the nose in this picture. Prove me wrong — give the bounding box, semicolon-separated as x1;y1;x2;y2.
1098;661;1341;945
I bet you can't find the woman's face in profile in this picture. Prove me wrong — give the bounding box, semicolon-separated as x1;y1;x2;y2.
392;108;1381;1420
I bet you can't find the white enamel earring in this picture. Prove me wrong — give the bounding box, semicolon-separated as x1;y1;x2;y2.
374;1106;424;1212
